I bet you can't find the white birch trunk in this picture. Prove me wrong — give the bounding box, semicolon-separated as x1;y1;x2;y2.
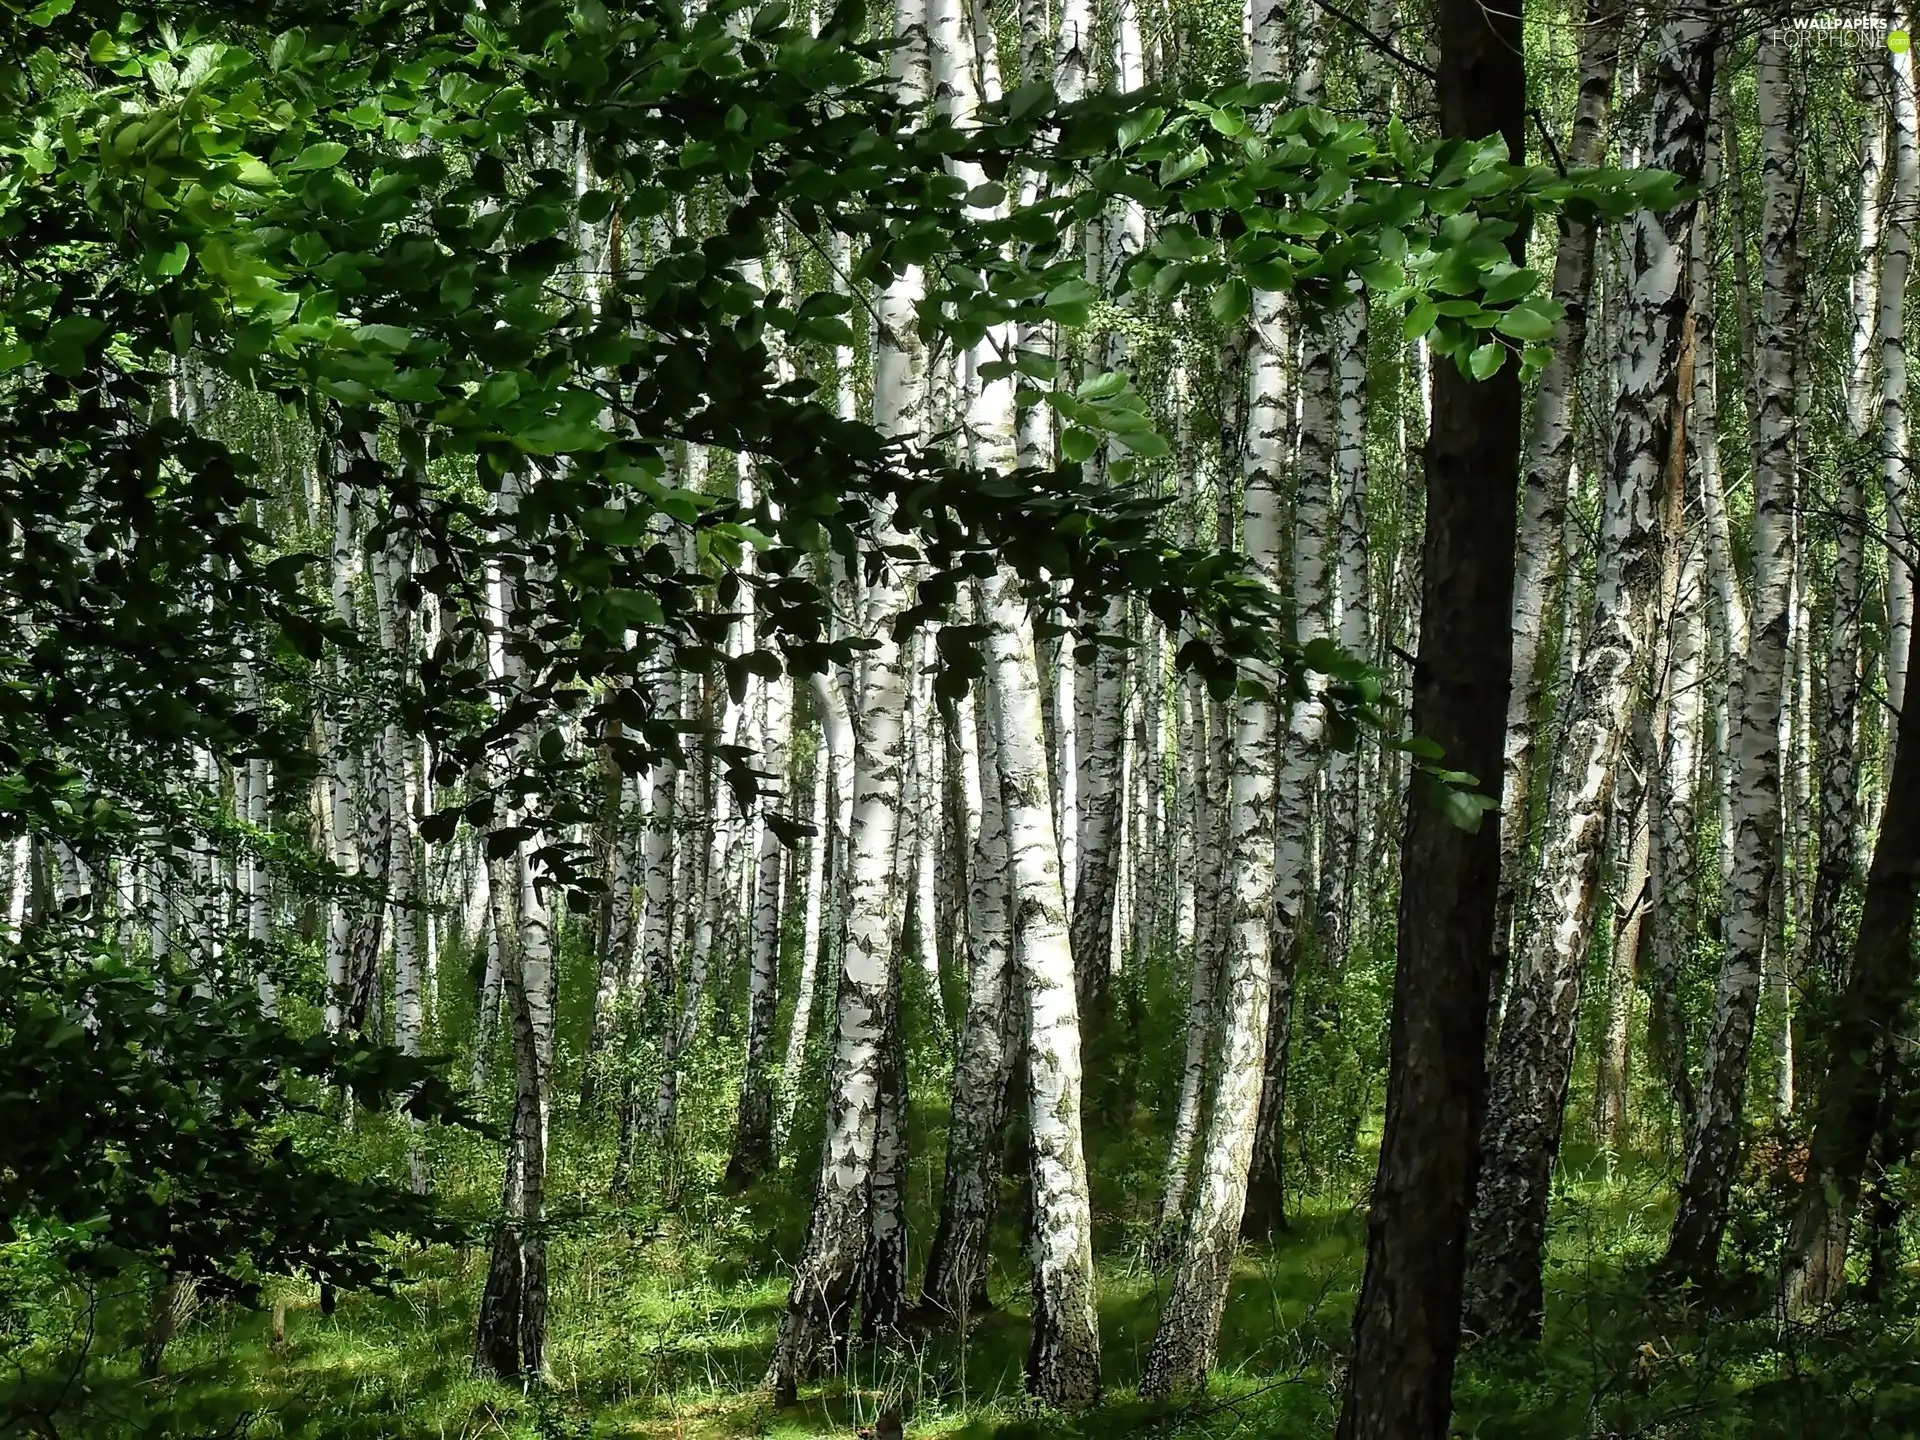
1884;42;1918;742
769;3;926;1377
1493;1;1625;983
1141;102;1287;1377
1666;29;1800;1282
1811;80;1880;989
902;640;948;1034
1648;542;1704;1120
583;760;642;1111
779;671;852;1150
978;567;1103;1405
1596;718;1653;1154
324;473;360;1036
729;668;793;1183
1246;276;1326;1237
1462;12;1714;1340
474;468;558;1381
372;525;428;1193
1319;289;1369;972
922;680;1018;1322
242;659;274;1014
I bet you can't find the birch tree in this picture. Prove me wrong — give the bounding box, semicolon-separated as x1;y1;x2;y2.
1139;0;1289;1366
921;685;1018;1323
768;0;927;1384
726;665;792;1185
1492;0;1625;992
1885;44;1919;735
1665;27;1801;1284
977;566;1103;1405
1463;10;1716;1341
474;470;560;1381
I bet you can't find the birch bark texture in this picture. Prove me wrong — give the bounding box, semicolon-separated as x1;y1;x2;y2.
1492;0;1624;991
1463;10;1716;1343
1810;50;1886;998
980;569;1104;1405
921;683;1018;1323
923;22;1025;1309
1786;567;1920;1308
1665;27;1800;1284
768;0;926;1384
1140;36;1288;1369
727;666;792;1186
475;470;559;1383
1885;42;1919;733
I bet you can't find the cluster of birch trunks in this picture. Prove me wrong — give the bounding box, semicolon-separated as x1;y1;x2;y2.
15;0;1920;1423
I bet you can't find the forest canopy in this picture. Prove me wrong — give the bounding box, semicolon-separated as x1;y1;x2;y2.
3;0;1916;1437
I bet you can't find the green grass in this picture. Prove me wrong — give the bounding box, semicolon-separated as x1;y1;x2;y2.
16;1110;1920;1440
9;943;1920;1438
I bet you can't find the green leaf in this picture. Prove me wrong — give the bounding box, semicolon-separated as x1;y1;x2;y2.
1468;341;1503;380
518;413;610;454
1244;260;1292;292
605;589;665;626
288;142;349;172
1043;278;1097;325
1442;787;1498;834
384;368;447;403
1006;80;1057;121
1207;106;1247;136
40;315;107;375
1155;223;1210;261
1209;276;1250;325
1481;266;1540;305
1116;106;1165;150
1494;299;1558;343
1403;301;1438;341
1075;371;1129;401
1012;348;1058;382
355;324;414;353
1061;428;1100;463
317;377;374;405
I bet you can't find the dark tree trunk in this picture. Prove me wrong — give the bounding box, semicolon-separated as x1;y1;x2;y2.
473;885;549;1385
921;704;1020;1324
1334;0;1525;1430
1241;939;1295;1239
858;957;909;1339
1785;607;1920;1306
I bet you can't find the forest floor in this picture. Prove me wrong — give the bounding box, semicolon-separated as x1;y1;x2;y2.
54;1107;1920;1440
17;975;1918;1439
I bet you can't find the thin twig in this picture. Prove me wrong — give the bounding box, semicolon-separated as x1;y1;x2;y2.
1310;0;1437;81
1531;106;1568;176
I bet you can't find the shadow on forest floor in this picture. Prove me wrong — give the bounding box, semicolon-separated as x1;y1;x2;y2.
21;1148;1920;1440
11;1083;1920;1440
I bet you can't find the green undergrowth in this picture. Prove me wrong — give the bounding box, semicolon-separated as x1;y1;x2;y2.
9;1115;1919;1439
7;932;1919;1437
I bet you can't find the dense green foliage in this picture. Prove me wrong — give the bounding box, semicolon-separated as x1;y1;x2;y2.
6;0;1920;1435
